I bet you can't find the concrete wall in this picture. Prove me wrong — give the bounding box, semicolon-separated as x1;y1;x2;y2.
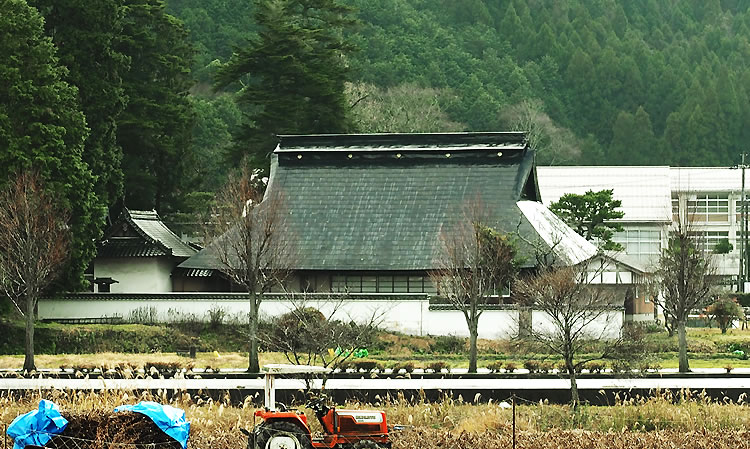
94;258;173;293
38;294;623;339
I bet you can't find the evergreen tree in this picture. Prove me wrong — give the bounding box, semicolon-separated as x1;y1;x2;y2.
0;0;99;290
116;0;194;212
215;0;357;171
550;189;625;251
28;0;128;213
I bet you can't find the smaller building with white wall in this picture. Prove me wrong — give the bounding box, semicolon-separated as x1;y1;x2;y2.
91;208;198;293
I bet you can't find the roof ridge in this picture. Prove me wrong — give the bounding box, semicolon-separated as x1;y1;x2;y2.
123;209;172;255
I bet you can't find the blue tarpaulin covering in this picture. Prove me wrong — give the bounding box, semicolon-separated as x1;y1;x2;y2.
7;400;69;449
114;402;190;449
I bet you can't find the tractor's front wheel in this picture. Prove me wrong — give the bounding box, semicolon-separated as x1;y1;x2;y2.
255;421;311;449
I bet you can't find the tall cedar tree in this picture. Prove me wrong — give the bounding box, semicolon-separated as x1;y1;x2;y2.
0;0;97;291
0;172;70;372
29;0;129;213
215;0;357;171
550;189;625;251
116;0;194;212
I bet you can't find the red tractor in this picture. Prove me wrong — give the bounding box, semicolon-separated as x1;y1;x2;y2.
245;365;391;449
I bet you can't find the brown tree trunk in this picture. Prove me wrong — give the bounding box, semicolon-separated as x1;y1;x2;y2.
248;293;260;373
566;355;579;409
23;296;35;372
468;320;478;373
678;320;690;373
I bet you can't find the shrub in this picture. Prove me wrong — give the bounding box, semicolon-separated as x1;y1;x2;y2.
585;362;605;374
610;360;632;374
426;361;449;373
504;362;517;373
430;335;465;353
144;361;182;378
207;305;227;329
538;362;554;374
486;361;503;373
391;361;415;374
523;360;540;373
128;306;159;324
707;297;744;334
352;359;383;373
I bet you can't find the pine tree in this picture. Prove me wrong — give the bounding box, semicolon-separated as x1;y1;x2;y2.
215;0;357;171
0;0;98;290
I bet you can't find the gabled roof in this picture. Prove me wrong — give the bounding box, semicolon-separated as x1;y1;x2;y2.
536;166;672;223
181;133;595;271
670;167;741;193
98;209;197;259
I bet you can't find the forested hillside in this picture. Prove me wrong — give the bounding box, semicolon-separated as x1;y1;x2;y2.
169;0;750;167
5;0;750;287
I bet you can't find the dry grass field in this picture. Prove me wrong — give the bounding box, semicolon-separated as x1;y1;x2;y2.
4;390;750;449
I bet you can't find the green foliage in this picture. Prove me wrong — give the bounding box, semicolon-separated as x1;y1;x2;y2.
430;335;465;354
116;0;195;213
550;189;625;250
736;294;750;308
164;0;750;168
707;298;744;334
214;0;358;171
29;0;128;211
713;238;734;254
0;0;99;291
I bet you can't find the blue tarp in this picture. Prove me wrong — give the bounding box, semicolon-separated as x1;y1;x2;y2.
7;400;69;449
114;402;190;449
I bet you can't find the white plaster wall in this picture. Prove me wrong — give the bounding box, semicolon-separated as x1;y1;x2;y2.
531;309;623;340
39;297;621;339
94;258;173;293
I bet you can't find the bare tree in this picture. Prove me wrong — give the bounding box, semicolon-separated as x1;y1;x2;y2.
346;82;466;133
259;293;382;386
207;165;294;372
515;261;623;407
0;171;69;372
432;202;519;373
499;99;581;165
654;223;716;373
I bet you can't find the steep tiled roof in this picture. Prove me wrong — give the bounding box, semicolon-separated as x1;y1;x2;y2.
98;209;197;259
181;133;595;271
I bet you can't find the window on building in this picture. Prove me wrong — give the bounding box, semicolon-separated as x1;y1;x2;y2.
330;274;433;293
686;193;729;222
613;229;661;257
688;231;732;253
735;199;750;224
672;196;680;223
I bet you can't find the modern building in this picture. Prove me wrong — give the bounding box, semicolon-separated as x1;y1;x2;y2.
537;166;747;289
670;167;745;286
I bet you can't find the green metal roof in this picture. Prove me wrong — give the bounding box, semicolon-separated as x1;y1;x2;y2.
180;133;595;271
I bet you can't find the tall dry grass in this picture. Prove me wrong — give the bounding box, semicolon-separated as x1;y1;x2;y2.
4;390;750;449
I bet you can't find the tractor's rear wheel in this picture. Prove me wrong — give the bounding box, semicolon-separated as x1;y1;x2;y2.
255;421;311;449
